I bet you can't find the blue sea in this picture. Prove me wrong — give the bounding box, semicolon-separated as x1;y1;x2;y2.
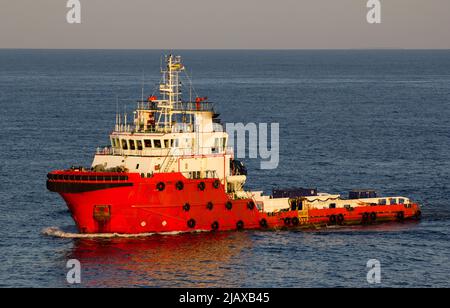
0;50;449;287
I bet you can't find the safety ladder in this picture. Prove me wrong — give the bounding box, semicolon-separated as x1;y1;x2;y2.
160;148;178;173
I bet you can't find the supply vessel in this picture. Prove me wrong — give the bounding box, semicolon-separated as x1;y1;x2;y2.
47;55;422;234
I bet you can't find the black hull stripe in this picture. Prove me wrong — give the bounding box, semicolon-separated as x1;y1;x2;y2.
47;181;133;193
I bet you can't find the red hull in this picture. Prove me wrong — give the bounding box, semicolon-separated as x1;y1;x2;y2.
47;171;421;234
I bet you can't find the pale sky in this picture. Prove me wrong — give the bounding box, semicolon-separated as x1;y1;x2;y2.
1;0;450;49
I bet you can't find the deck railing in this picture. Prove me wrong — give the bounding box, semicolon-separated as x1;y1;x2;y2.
137;101;215;112
96;146;233;157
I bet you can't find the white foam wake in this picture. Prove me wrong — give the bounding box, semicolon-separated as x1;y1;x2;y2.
41;226;206;239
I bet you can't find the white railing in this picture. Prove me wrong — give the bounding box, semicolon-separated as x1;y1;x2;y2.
96;146;230;157
181;170;218;179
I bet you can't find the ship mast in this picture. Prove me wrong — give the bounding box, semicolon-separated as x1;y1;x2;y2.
157;54;184;132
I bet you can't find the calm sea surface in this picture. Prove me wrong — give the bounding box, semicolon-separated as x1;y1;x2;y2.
0;50;449;287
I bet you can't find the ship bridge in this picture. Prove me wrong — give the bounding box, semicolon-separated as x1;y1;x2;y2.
91;55;240;190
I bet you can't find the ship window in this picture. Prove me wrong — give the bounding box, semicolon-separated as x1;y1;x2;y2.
329;203;336;209
170;139;175;147
390;198;397;205
144;139;152;148
136;164;140;170
164;139;170;148
213;138;220;153
379;199;386;205
121;139;128;150
399;198;405;204
129;140;136;150
137;140;143;151
154;140;161;148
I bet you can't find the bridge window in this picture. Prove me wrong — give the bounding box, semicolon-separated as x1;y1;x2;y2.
399;198;405;204
137;140;143;150
154;140;161;148
389;198;397;205
129;140;136;150
144;139;152;148
121;139;128;150
213;138;220;153
379;199;386;205
164;139;170;148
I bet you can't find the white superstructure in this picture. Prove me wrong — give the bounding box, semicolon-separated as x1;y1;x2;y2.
92;55;242;191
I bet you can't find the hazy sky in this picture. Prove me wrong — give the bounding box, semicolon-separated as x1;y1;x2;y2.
1;0;450;49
